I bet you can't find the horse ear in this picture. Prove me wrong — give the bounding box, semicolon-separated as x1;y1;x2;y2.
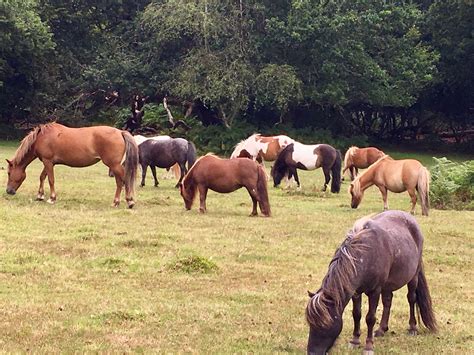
6;159;12;166
307;290;315;298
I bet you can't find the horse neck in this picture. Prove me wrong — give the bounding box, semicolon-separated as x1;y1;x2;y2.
13;140;37;168
357;168;375;191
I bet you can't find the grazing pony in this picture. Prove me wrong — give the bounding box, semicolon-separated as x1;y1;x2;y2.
133;135;180;180
230;133;294;163
6;123;138;207
179;154;271;216
343;146;385;180
138;138;196;188
306;210;437;355
271;142;342;193
349;155;430;216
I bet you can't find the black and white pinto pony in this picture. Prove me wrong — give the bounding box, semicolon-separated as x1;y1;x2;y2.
271;142;342;193
139;138;196;188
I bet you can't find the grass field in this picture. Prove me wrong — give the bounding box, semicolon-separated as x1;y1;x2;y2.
0;141;473;353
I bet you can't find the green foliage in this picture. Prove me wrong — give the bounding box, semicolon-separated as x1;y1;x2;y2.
168;255;218;274
430;157;474;210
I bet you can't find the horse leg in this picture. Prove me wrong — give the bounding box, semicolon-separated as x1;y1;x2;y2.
246;186;259;216
375;291;393;337
140;163;147;187
293;168;301;188
363;289;381;354
407;277;418;335
322;166;331;192
150;165;159;187
36;167;47;201
349;293;362;348
198;185;208;213
43;161;57;204
377;185;389;211
349;166;356;181
176;162;187;188
408;188;417;215
110;164;125;207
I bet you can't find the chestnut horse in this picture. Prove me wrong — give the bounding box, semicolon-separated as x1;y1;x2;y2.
349;155;430;216
306;211;437;355
179;154;271;216
271;142;342;193
230;133;294;163
6;123;138;208
342;146;385;181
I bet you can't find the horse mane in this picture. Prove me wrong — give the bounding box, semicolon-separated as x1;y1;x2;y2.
273;143;292;176
350;154;390;196
230;133;261;158
306;229;371;329
12;123;56;165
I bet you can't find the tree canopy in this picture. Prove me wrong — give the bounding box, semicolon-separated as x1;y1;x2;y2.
0;0;472;143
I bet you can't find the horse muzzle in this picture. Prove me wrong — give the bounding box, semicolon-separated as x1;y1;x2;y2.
6;187;16;195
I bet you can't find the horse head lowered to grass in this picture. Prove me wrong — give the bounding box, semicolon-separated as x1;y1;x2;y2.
6;122;138;208
306;210;437;355
271;142;342;192
179;154;271;217
349;155;430;216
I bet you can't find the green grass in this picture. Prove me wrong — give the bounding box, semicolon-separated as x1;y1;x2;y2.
0;143;473;353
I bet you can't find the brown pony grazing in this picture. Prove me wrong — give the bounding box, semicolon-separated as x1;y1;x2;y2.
6;123;138;208
306;210;437;355
349;155;430;216
179;154;271;216
230;133;294;163
343;146;385;181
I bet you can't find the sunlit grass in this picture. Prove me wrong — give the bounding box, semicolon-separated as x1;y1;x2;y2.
0;143;473;353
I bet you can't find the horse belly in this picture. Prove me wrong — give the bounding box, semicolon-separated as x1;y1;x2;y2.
208;183;241;194
292;149;317;170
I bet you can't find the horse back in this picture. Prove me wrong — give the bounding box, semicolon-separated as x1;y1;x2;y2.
35;124;125;166
356;211;422;292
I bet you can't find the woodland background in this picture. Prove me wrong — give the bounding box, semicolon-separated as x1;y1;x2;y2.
0;0;472;153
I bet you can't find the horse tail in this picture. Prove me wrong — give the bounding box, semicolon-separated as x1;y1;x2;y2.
416;260;437;332
121;131;139;201
187;141;197;169
256;164;271;217
343;146;356;180
331;149;342;193
417;166;430;216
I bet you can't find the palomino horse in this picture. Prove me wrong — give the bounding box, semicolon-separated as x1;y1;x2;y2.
230;133;294;163
6;123;138;207
306;210;437;355
271;142;342;192
139;138;196;188
343;146;385;180
349;155;430;216
179;154;271;216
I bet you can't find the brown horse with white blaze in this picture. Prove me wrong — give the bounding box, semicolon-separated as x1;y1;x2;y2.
180;154;271;216
6;123;138;208
343;146;385;181
349;155;430;216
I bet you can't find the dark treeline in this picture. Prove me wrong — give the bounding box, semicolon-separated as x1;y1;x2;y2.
0;0;472;147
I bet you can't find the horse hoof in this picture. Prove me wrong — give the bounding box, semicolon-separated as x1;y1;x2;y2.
348;340;360;349
46;198;55;204
36;195;45;201
112;201;120;207
199;209;206;214
374;330;385;337
408;329;417;336
249;213;258;217
363;350;374;355
127;201;135;209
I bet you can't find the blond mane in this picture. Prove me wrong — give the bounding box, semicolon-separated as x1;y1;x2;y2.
11;123;56;165
230;133;261;158
350;154;390;195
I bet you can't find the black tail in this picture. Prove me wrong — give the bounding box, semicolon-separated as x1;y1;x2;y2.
416;262;437;332
187;141;197;169
330;149;342;193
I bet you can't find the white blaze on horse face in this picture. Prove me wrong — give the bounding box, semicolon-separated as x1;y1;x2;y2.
292;143;320;170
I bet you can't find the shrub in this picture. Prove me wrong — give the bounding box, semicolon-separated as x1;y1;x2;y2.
430;157;474;210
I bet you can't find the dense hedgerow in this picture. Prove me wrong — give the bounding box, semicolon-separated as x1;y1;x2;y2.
114;103;368;156
430;157;474;210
